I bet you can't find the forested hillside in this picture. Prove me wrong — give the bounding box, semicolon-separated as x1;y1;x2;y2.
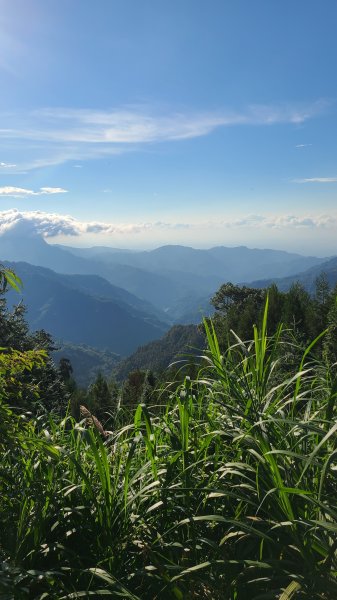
52;342;120;388
114;324;205;381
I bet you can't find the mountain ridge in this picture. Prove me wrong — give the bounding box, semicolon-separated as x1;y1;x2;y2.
246;256;337;293
4;261;169;356
1;228;328;316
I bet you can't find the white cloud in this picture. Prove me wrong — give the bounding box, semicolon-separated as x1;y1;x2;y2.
0;209;335;242
4;102;327;144
295;143;312;148
0;161;16;168
0;209;190;238
0;99;329;169
0;186;68;197
39;187;68;194
293;177;337;183
219;213;337;229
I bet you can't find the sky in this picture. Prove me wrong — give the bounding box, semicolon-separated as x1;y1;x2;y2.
0;0;337;255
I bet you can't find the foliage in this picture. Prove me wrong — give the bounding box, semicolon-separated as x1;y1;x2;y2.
211;281;265;315
210;276;337;352
1;297;337;598
121;368;156;407
87;371;116;421
0;270;67;414
0;264;22;294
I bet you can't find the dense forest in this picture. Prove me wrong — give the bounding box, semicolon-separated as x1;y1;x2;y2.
1;266;337;599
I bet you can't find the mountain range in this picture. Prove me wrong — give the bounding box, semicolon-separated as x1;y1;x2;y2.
0;227;328;319
1;226;336;383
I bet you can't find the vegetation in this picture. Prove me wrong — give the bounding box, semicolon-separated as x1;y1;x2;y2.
210;276;337;357
1;269;337;598
52;342;120;389
114;324;205;382
0;268;67;415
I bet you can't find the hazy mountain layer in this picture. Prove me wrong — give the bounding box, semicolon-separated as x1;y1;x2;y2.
56;242;328;315
247;256;337;293
5;262;168;356
0;228;327;317
0;231;216;313
60;242;326;281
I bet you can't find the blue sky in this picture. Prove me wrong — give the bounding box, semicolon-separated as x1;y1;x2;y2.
0;0;336;255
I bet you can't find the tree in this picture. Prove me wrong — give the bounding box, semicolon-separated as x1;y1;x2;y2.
121;369;156;408
266;284;286;334
58;357;74;384
314;272;331;334
210;283;265;346
0;275;66;414
282;283;315;339
88;372;113;422
211;282;265;316
323;286;337;364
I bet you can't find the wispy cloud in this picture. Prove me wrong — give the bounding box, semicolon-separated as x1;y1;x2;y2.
0;209;335;241
0;99;329;170
293;177;337;183
3;101;327;143
220;213;337;229
0;161;16;168
295;143;312;148
0;186;68;197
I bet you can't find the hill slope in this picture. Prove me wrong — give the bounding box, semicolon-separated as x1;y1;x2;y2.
52;342;120;388
5;262;169;356
114;324;205;381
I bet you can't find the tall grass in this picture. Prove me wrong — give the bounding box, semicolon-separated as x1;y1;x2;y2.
1;305;337;598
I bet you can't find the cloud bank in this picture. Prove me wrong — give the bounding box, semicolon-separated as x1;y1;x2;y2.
0;209;336;240
220;213;337;229
0;209;190;238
